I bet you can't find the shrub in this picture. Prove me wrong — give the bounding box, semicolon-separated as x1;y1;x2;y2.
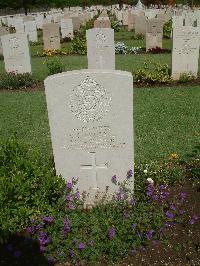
179;72;195;83
45;57;65;76
42;49;68;57
115;42;128;54
134;61;171;84
0;72;35;90
0;136;65;242
147;47;171;54
163;19;172;39
115;42;142;54
70;35;87;55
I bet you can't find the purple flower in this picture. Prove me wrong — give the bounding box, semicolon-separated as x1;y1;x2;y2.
165;211;174;219
137;231;142;238
127;169;133;178
111;175;117;184
66;193;71;202
66;182;73;190
189;215;198;225
160;191;169;199
129;198;136;206
159;184;166;191
124;212;130;219
42;216;53;224
63;218;70;234
69;249;75;258
67;202;75;210
26;227;34;234
170;204;176;211
152;194;158;201
47;257;54;265
179;210;184;215
108;226;116;240
74;191;80;200
131;224;136;229
6;244;13;252
78;242;85;251
179;192;187;202
146;229;154;240
146;184;154;197
13;250;22;258
88;240;94;247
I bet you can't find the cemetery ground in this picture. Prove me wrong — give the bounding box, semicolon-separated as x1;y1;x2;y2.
0;30;200;265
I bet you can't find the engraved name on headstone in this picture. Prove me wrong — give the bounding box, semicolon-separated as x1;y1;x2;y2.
172;27;199;80
86;28;115;70
1;33;31;73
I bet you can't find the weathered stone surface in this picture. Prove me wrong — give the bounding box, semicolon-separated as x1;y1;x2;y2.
172;27;199;80
1;33;31;73
135;15;147;35
24;20;38;42
146;18;164;51
61;18;74;39
44;69;134;204
43;23;60;50
86;28;115;70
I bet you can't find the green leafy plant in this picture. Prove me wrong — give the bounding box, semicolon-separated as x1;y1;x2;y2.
0;72;35;90
0;136;199;264
45;57;65;76
163;19;172;39
70;35;87;55
179;72;195;83
134;61;171;84
0;136;65;242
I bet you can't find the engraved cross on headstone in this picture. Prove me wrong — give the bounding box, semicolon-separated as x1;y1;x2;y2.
80;152;108;189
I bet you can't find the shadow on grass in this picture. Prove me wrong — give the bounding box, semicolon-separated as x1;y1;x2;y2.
0;234;52;266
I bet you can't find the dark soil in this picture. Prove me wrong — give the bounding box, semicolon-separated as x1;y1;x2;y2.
114;180;200;266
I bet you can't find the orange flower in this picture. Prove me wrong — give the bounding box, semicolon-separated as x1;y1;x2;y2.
170;153;178;160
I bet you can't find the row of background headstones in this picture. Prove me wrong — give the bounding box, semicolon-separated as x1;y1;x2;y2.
0;8;200;79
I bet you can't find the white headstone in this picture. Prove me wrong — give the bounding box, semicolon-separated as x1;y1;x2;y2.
35;15;44;29
1;33;31;74
43;23;60;50
135;15;147;35
61;18;74;39
86;28;115;70
0;27;9;55
146;18;163;51
25;20;38;42
44;69;134;204
172;27;199;80
14;17;24;33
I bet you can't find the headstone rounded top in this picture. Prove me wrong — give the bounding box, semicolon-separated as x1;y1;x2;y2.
135;0;145;10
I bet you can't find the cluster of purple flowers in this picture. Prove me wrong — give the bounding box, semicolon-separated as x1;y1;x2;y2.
108;226;116;240
63;218;70;235
189;214;198;225
39;231;52;252
146;183;169;201
127;169;133;178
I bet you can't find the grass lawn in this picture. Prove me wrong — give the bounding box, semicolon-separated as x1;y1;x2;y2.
0;30;199;163
0;86;199;163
